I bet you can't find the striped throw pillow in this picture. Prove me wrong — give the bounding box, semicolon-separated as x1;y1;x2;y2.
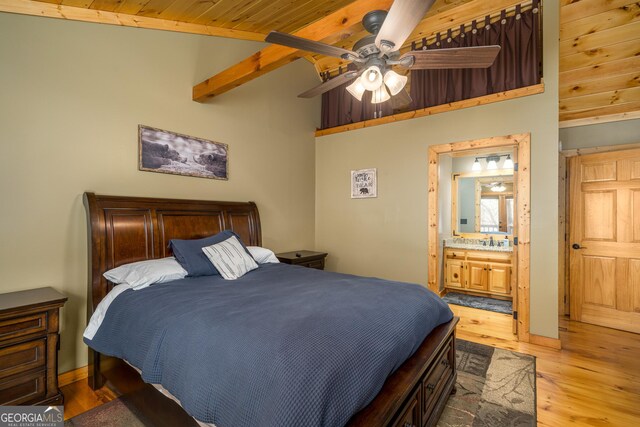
202;236;258;280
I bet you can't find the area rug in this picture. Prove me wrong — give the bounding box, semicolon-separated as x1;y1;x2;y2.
65;398;153;427
443;292;512;315
437;339;536;427
66;341;535;427
65;384;199;427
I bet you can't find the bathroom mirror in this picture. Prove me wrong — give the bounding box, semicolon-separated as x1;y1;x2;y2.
452;172;514;236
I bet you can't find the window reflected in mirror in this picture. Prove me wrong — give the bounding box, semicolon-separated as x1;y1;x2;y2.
453;174;514;236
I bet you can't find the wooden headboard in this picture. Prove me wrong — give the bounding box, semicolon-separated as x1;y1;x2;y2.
83;192;262;314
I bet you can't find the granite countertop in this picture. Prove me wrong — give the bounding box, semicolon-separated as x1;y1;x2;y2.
444;243;513;252
444;238;514;252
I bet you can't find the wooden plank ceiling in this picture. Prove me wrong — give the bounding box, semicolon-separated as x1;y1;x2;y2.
191;0;527;101
30;0;358;35
4;0;639;125
559;0;640;126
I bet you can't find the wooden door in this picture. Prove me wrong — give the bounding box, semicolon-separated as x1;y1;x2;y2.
569;149;640;333
466;262;488;291
445;259;464;289
488;263;511;294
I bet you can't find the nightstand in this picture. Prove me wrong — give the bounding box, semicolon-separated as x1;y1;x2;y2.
0;287;67;406
276;250;328;270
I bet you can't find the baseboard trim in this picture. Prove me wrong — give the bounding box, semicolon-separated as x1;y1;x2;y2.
59;365;88;387
529;333;562;350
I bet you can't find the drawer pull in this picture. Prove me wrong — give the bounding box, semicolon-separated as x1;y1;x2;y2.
426;383;435;391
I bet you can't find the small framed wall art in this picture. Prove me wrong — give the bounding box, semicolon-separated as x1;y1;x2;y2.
139;125;228;180
351;168;377;198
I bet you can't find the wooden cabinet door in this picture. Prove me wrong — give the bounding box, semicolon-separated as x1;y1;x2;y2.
466;262;488;291
445;259;464;289
488;263;511;294
569;149;640;333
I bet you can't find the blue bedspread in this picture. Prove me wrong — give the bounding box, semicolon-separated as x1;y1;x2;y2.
85;263;453;427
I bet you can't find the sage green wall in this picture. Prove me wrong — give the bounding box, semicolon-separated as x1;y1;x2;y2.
316;4;559;338
560;119;640;150
0;13;320;372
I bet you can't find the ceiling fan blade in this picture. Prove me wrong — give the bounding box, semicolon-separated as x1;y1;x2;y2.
390;88;413;109
298;71;359;98
403;45;501;69
266;31;357;59
375;0;436;53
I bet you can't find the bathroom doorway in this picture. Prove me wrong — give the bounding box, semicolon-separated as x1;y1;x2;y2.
442;150;516;326
428;134;531;342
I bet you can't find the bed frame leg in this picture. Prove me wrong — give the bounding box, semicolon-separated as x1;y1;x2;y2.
87;349;104;390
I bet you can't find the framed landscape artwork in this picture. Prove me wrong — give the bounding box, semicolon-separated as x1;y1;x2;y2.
351;168;377;198
138;125;228;180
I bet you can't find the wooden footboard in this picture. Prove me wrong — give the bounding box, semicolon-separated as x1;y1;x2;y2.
347;317;458;427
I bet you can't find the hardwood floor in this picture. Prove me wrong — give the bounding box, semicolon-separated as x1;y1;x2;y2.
61;376;116;420
61;305;640;425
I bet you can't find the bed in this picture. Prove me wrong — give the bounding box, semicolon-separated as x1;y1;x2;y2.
83;192;458;427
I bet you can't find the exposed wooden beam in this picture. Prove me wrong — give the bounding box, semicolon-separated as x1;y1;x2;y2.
192;0;394;102
0;0;266;41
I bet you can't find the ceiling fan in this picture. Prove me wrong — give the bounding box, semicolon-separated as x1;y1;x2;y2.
265;0;501;105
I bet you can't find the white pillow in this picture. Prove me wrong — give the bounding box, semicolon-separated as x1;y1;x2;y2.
247;246;280;264
202;236;259;280
103;257;187;290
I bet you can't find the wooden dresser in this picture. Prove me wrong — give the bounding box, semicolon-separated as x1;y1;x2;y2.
443;248;512;298
276;250;328;270
0;287;67;405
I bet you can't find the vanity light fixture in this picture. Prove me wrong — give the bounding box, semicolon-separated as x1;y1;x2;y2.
491;183;507;192
486;155;500;170
470;154;513;171
503;155;514;169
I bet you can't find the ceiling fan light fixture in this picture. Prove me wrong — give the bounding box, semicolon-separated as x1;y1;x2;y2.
383;70;407;96
503;154;514;169
346;78;366;101
371;86;390;104
361;65;384;91
472;158;482;172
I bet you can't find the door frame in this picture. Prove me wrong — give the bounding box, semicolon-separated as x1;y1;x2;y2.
428;133;531;342
559;141;640;317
